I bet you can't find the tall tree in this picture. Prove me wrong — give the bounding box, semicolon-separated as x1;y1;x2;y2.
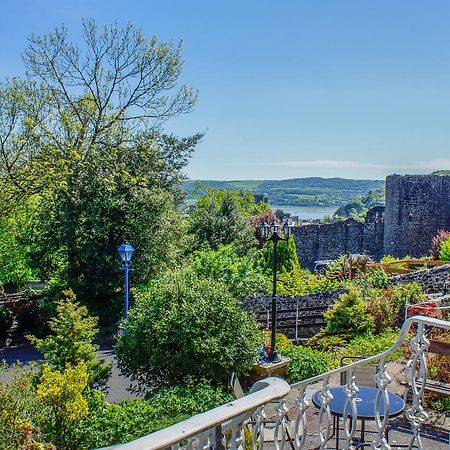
0;21;201;320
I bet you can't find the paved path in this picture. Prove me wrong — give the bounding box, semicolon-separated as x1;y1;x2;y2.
0;338;140;403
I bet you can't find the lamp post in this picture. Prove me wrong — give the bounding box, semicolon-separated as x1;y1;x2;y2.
117;243;135;320
259;219;293;363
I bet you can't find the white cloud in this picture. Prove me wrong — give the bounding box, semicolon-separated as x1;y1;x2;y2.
272;158;450;171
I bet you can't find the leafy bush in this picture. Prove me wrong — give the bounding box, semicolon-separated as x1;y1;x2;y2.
324;287;374;337
188;190;258;251
190;244;271;298
261;331;294;352
83;380;232;449
368;268;389;289
30;289;110;384
0;363;52;450
439;238;450;261
36;362;89;449
430;395;450;413
308;329;349;350
431;230;450;259
277;268;339;296
262;237;300;274
282;345;329;383
0;306;13;337
116;269;260;389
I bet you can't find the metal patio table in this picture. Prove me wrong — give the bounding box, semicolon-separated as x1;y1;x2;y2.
312;386;405;448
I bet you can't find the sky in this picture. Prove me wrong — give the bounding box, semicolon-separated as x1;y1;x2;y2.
1;1;450;180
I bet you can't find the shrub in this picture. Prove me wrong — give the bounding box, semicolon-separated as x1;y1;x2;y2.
116;269;261;389
277;268;339;296
0;306;13;337
261;331;294;352
308;329;350;350
190;244;271;298
262;237;301;274
368;268;388;289
36;362;89;449
324;287;374;337
439;238;450;261
83;380;233;448
0;363;52;450
282;345;329;383
30;289;110;384
431;230;450;259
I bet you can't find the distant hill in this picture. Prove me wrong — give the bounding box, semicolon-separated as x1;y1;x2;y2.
183;177;385;207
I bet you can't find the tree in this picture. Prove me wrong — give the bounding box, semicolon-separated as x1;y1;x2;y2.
115;269;260;390
0;21;201;319
188;190;258;251
30;289;110;384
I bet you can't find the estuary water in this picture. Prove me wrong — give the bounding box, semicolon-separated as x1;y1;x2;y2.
270;205;336;220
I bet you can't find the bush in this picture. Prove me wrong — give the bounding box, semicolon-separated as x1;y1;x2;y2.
83;381;232;449
36;362;89;449
431;230;450;259
324;287;374;337
439;238;450;261
368;268;388;289
116;269;261;389
190;244;271;298
277;268;339;296
262;237;300;274
29;289;110;384
308;329;350;350
0;306;13;337
282;345;329;383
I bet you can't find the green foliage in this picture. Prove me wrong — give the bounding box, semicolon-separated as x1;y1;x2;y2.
431;230;450;259
324;287;374;337
308;329;349;350
83;381;232;449
368;268;389;289
183;178;384;208
262;238;301;275
334;189;384;221
190;244;271;297
277;268;339;296
343;329;401;361
430;395;450;412
30;290;110;384
439;237;450;261
36;362;89;450
0;204;36;288
0;306;13;337
116;269;260;389
188;190;257;251
0;364;53;450
282;345;329;383
261;331;294;352
0;21;201;323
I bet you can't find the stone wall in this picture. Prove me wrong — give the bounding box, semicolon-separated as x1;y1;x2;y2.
242;289;345;339
293;206;384;270
384;175;450;258
389;264;450;294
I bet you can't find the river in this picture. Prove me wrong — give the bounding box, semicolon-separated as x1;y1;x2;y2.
270;205;336;220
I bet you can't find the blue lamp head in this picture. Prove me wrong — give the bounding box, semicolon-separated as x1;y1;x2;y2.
118;243;135;264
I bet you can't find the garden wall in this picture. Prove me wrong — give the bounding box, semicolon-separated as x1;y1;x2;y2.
292;206;385;270
241;289;346;339
389;264;450;294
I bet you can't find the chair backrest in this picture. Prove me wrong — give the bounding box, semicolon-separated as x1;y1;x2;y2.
340;356;378;387
229;372;245;399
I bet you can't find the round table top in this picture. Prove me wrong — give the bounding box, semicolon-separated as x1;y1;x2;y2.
312;386;405;420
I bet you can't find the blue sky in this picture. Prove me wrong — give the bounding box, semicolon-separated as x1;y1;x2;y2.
2;1;450;180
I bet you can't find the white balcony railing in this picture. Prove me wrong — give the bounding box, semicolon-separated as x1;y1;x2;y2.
100;316;449;450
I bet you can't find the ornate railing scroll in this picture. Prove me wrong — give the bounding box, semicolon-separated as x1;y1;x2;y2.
97;316;449;450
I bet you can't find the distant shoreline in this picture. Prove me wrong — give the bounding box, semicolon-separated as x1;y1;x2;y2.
270;205;336;220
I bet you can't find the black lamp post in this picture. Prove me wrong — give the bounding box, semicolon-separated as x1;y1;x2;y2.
117;243;135;319
259;219;293;363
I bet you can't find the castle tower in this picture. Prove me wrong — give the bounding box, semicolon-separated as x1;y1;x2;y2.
383;174;450;258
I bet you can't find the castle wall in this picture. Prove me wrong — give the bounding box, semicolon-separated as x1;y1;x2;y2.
383;175;450;258
293;207;384;269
